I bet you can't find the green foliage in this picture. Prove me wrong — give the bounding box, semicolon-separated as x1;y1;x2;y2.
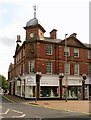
0;74;8;90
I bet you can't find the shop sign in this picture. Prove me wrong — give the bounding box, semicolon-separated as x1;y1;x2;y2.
62;79;82;86
40;76;59;86
26;76;36;86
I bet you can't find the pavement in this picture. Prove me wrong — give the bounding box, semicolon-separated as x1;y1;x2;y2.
2;94;91;115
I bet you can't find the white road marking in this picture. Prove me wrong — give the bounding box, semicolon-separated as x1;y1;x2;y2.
4;109;10;114
11;113;25;118
12;109;23;114
0;109;10;115
0;107;26;118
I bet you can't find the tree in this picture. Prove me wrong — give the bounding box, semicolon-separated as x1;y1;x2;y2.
0;74;8;92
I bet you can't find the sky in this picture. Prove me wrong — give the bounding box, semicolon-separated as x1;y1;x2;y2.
0;0;90;79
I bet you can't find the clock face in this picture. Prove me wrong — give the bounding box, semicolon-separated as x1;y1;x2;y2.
30;33;34;38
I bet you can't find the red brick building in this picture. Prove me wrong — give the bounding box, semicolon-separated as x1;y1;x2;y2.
8;13;91;99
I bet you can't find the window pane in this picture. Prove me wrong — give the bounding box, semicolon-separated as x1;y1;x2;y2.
74;64;79;75
74;48;79;57
64;47;70;56
29;60;34;73
88;50;91;59
88;64;91;76
64;63;70;75
46;44;52;55
46;61;52;73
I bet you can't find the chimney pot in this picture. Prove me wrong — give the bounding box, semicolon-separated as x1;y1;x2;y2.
16;35;21;43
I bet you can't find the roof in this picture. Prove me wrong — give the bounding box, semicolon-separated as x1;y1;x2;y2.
26;18;38;27
84;43;91;48
44;37;62;43
24;18;46;32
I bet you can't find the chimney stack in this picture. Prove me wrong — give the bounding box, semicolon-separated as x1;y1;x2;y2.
50;29;57;39
16;35;21;43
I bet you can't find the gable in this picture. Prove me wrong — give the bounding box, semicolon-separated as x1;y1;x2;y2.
61;36;86;48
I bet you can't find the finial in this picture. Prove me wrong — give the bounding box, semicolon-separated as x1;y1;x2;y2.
33;5;37;18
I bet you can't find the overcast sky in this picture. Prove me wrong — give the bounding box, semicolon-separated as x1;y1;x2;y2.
0;0;89;79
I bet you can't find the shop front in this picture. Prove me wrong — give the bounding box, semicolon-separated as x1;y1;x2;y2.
15;74;36;98
62;76;82;99
40;75;59;98
24;75;36;98
85;77;91;100
15;74;83;100
15;74;60;99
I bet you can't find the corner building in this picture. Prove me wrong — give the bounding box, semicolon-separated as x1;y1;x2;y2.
8;15;91;100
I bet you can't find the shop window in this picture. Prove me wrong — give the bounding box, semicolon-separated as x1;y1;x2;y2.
62;86;80;99
40;86;59;97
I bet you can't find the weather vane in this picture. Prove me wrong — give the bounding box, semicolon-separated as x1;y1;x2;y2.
33;5;38;18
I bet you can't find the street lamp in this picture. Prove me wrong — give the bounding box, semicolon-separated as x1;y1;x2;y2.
65;34;68;102
82;74;87;100
36;72;42;103
59;73;64;99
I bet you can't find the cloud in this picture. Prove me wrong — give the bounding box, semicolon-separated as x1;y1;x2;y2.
0;36;15;47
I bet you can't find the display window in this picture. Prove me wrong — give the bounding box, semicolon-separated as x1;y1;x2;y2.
62;86;82;99
40;86;59;97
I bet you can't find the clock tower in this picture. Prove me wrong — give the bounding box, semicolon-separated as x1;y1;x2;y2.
24;6;46;41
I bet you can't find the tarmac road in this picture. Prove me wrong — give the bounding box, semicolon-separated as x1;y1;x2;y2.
1;95;90;120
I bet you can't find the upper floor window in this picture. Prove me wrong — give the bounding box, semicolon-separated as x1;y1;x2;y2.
46;44;52;55
74;64;79;75
30;44;34;54
88;50;91;59
64;47;70;56
29;60;34;73
46;61;52;74
74;48;79;58
88;63;91;76
64;63;70;75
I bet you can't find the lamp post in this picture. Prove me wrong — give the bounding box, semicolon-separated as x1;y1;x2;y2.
36;72;42;103
65;34;68;102
59;73;64;99
82;74;86;100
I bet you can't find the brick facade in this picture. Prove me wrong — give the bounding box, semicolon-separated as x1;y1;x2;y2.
8;17;91;98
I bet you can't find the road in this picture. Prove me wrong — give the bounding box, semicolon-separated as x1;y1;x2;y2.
0;95;90;120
